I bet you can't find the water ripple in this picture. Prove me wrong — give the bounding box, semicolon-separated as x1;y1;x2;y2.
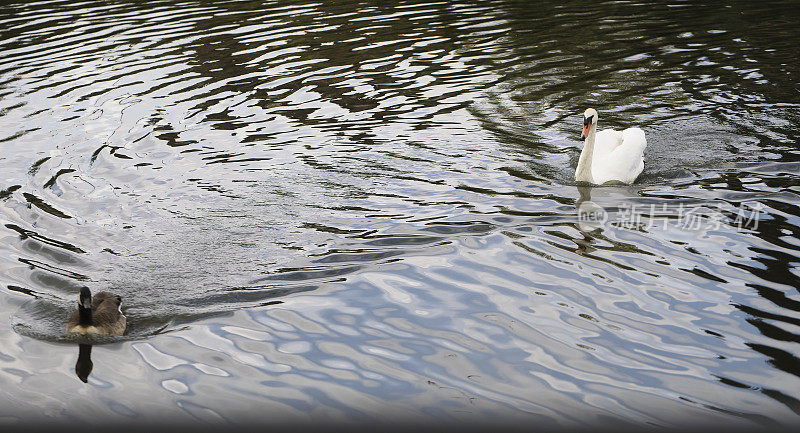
1;0;799;428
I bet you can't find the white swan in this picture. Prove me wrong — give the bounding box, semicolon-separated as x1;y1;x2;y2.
575;108;647;184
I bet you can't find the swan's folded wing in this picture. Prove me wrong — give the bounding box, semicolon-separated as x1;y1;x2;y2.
621;127;647;152
593;128;647;184
594;128;623;157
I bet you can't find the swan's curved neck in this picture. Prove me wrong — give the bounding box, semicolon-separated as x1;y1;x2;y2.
575;123;596;183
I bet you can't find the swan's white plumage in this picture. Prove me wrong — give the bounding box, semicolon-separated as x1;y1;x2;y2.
591;127;646;184
575;109;646;185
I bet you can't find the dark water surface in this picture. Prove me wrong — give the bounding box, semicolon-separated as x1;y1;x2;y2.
1;0;799;428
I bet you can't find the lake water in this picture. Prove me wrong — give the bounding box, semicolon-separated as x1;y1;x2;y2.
1;0;799;429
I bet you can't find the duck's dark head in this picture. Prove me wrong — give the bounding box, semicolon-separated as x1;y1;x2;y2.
79;286;92;310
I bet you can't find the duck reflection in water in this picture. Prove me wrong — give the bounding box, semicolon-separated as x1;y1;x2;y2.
75;344;93;383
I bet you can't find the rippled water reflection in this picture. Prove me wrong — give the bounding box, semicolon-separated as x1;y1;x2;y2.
1;0;799;428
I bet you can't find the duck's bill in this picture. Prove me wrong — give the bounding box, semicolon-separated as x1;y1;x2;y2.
581;122;591;139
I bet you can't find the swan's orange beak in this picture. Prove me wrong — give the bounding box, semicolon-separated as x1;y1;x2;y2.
581;119;592;140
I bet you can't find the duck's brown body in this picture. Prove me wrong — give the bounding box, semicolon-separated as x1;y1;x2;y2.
67;290;126;336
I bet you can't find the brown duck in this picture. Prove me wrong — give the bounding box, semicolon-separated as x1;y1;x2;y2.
66;286;126;336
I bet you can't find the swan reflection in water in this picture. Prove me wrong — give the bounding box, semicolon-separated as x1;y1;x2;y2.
574;185;602;253
576;185;608;234
573;184;646;253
